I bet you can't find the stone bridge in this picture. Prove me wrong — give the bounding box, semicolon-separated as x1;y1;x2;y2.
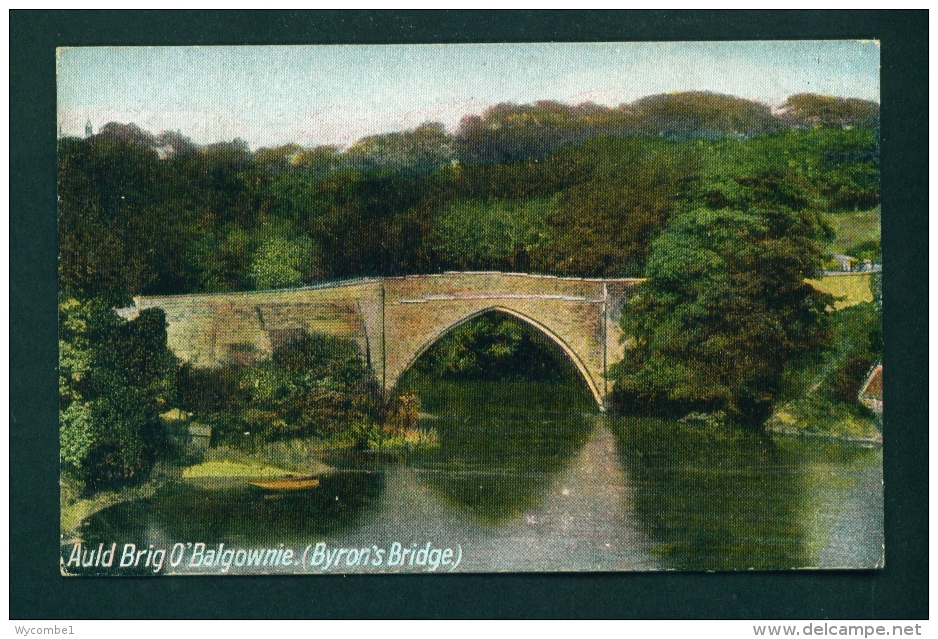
119;272;639;410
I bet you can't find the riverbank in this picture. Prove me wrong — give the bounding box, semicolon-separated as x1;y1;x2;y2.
62;425;440;533
765;397;881;444
61;474;166;536
763;297;881;445
61;445;330;534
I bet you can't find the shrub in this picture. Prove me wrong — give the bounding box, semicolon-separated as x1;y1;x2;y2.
59;297;177;493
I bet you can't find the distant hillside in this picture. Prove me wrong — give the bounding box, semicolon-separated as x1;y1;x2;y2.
775;94;880;129
455;92;877;163
94;122;202;158
88;92;879;168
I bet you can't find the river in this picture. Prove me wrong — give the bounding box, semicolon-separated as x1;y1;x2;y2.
64;378;883;574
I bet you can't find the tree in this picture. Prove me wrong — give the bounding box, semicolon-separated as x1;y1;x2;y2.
58;134;208;297
432;197;552;271
311;169;434;278
347;122;454;176
538;137;697;277
176;330;379;443
776;93;880;129
612;170;833;426
628;91;780;140
249;227;317;290
414;312;573;382
60;297;178;492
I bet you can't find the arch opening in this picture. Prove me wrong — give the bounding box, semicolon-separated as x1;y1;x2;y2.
392;306;604;411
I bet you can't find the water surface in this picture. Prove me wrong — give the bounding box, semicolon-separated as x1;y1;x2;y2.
67;379;883;574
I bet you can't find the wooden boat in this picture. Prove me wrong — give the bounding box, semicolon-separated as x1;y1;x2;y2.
247;477;320;490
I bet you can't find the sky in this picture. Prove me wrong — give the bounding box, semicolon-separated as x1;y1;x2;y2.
57;41;880;150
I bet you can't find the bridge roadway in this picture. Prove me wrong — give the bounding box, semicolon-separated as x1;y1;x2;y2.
119;272;640;411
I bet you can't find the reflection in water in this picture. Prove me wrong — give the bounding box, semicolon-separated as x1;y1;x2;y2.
366;374;660;571
406;379;595;523
608;417;883;570
77;472;383;552
392;375;657;570
466;423;656;571
774;437;884;569
70;377;883;573
609;418;811;569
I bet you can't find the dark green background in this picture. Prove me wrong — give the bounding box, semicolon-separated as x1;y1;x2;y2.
11;10;927;619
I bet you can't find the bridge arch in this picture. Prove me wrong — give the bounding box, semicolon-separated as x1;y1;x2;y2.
388;305;605;410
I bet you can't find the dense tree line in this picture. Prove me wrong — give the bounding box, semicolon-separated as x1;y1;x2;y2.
59;92;879;299
59;91;881;490
60;92;879;300
454;92;876;164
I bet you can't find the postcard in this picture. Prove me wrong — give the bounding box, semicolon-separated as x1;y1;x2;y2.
58;42;883;575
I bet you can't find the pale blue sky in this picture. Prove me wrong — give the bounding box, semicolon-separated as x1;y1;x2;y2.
57;41;880;149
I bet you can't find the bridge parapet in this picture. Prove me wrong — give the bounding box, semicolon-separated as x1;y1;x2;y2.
123;280;383;369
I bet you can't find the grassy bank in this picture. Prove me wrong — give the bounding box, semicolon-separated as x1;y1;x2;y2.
180;421;438;477
826;209;881;255
182;459;305;479
62;415;355;533
767;302;881;443
61;471;167;535
61;424;433;532
766;397;880;443
807;272;875;310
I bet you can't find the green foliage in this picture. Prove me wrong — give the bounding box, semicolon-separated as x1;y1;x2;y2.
456;100;617;164
187;227;252;293
628;91;780;139
870;271;883;311
843;239;881;262
825;209;881;254
59;296;177;492
821;303;882;404
58;105;881;448
59;109;879;297
307;169;436;278
704;128;879;211
433;197;552;270
249;227;316;290
612;171;833;426
455;92;783;164
346;122;454;176
175;363;247;415
414;312;579;383
537;137;698;276
767;302;882;439
177;331;379;444
776;93;880;129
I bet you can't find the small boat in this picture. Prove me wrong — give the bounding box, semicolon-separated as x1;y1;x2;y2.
247;477;320;490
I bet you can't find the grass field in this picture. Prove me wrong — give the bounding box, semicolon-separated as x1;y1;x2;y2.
807;272;875;310
826;209;881;254
181;459;299;479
